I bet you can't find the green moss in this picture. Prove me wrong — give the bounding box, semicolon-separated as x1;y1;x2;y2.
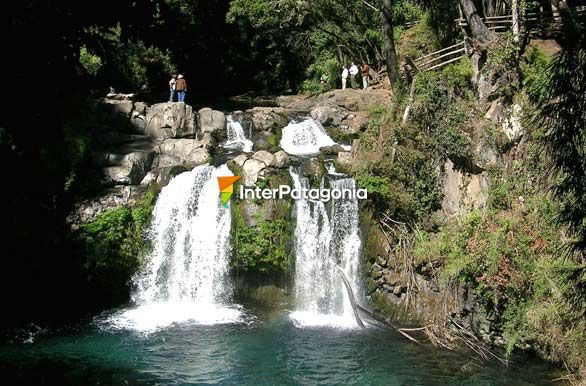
230;170;294;277
77;184;159;298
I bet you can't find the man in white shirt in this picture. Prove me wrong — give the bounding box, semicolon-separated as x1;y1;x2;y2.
341;66;349;89
349;62;359;89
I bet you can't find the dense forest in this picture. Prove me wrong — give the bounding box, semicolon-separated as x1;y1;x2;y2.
2;0;586;384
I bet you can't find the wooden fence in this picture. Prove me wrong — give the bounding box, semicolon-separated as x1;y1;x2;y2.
404;39;472;78
456;6;586;36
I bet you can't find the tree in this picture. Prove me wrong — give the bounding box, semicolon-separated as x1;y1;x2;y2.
459;0;497;43
382;0;401;88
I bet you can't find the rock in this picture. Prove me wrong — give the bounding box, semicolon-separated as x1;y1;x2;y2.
393;286;402;296
382;284;394;292
140;171;158;185
245;107;289;132
310;105;350;126
252;136;271;151
384;292;402;305
376;256;387;267
242;159;267;186
372;263;383;271
273;150;290;168
103;151;155;185
156;138;210;168
336;151;353;169
278;89;393;112
252;150;275;166
67;185;147;227
372;270;383;280
145;102;196;140
155;165;190;186
319;144;345;155
130;111;146;133
502;103;524;141
232;154;248;167
198;107;227;135
384;271;401;287
133;101;148;115
301;157;325;178
103;99;134;116
442;159;489;217
340;112;369;134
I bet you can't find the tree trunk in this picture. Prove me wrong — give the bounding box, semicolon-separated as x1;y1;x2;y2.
551;0;582;48
459;0;496;43
382;0;400;89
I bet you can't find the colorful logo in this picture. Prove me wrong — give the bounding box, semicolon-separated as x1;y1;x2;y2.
217;176;241;208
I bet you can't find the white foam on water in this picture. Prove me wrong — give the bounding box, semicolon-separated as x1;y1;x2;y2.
280;118;336;156
104;302;244;333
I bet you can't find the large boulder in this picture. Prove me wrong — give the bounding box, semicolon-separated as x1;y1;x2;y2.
273;150;290;168
103;99;134;116
242;159;267;186
155;138;211;168
145;102;196;140
310;105;350;126
232;154;249;167
198;107;227;135
245;107;289;132
252;150;275;167
103;151;155;185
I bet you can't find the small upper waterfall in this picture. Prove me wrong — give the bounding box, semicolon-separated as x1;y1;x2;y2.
289;167;362;328
225;115;253;153
280;118;336;156
107;164;242;331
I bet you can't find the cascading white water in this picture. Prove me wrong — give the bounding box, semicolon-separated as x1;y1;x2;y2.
280;118;336;156
107;164;242;332
225;115;253;153
289;167;362;328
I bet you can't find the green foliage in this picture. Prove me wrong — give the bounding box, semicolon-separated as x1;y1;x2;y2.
412;62;474;168
80;46;103;76
529;48;586;254
232;215;292;274
414;186;586;373
300;56;339;95
83;25;175;92
77;186;159;290
231;172;293;276
521;47;550;102
227;0;424;92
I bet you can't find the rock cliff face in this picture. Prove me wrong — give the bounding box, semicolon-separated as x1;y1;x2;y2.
68;99;223;225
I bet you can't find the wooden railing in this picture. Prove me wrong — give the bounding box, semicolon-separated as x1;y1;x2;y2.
456;6;586;35
405;39;472;77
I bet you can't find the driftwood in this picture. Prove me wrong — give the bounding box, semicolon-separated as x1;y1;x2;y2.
336;266;365;329
336;266;421;343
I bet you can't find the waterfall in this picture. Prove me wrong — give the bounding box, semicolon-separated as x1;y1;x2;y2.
225;115;253;153
280;118;336;156
289;167;362;328
107;164;242;332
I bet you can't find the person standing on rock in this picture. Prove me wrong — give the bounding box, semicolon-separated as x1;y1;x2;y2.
169;74;177;102
361;63;369;90
349;62;359;89
341;65;349;90
175;74;187;102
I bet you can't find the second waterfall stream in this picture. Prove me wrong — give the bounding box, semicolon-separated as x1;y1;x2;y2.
289;167;362;328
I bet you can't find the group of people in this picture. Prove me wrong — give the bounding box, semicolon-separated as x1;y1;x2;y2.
341;62;369;90
168;74;187;102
